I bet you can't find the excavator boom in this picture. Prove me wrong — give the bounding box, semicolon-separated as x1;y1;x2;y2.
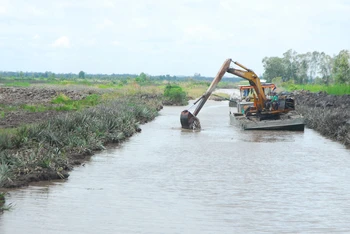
180;58;294;129
180;59;231;129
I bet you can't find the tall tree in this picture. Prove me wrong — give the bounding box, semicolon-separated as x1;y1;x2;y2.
262;57;286;82
282;49;298;82
295;54;309;84
307;51;321;81
78;71;85;79
332;50;350;84
319;52;333;84
262;49;340;85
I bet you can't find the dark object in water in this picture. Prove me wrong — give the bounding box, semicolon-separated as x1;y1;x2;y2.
180;110;201;129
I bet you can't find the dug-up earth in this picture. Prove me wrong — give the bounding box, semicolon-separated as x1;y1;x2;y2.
294;90;350;147
0;86;99;128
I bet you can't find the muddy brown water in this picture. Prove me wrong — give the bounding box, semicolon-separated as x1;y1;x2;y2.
1;100;350;233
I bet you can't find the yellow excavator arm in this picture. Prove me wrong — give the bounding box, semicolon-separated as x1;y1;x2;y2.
226;61;266;112
180;59;231;129
180;59;293;129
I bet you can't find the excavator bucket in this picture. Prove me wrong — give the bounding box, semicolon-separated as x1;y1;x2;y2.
180;110;201;129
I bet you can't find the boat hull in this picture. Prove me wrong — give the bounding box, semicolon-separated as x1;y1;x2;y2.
230;113;305;131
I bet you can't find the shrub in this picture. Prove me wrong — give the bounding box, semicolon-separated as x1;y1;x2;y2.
163;84;187;105
22;104;48;112
51;93;71;104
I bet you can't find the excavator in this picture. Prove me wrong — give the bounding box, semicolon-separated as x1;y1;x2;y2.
180;58;296;129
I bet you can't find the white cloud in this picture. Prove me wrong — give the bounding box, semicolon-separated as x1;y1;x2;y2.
183;25;222;42
131;17;149;29
98;18;114;29
82;38;96;47
0;0;349;75
112;40;121;46
0;5;6;14
51;36;70;48
102;0;116;8
26;6;46;17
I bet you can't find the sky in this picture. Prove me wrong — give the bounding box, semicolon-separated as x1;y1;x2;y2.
0;0;349;77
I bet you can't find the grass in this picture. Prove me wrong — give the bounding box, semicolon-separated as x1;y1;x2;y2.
48;79;93;86
10;94;103;113
0;104;18;112
100;83;164;101
22;104;48;112
284;83;350;95
51;93;71;103
0;95;161;187
211;92;230;100
178;81;209;99
0;128;17;135
4;82;31;87
47;79;128;90
0;192;5;205
51;93;101;110
234;80;250;86
217;81;239;89
97;83;123;89
0;192;13;212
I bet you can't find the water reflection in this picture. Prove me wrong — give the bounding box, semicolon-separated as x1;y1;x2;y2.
241;130;304;143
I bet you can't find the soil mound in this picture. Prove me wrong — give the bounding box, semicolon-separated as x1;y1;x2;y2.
294;91;350;147
0;87;95;105
295;90;350;109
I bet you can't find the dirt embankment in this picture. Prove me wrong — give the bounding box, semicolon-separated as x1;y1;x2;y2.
294;91;350;147
0;87;97;128
0;87;92;105
0;87;163;188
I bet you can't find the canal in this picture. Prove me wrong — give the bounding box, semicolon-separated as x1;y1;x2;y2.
1;100;349;233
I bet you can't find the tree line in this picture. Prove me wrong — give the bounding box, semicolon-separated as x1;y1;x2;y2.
0;70;240;83
262;49;350;85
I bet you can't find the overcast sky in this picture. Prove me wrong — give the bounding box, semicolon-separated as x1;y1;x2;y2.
0;0;349;76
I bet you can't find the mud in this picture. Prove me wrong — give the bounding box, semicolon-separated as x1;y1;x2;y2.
294;90;350;109
4;167;71;188
294;91;350;147
0;87;95;105
0;110;65;128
